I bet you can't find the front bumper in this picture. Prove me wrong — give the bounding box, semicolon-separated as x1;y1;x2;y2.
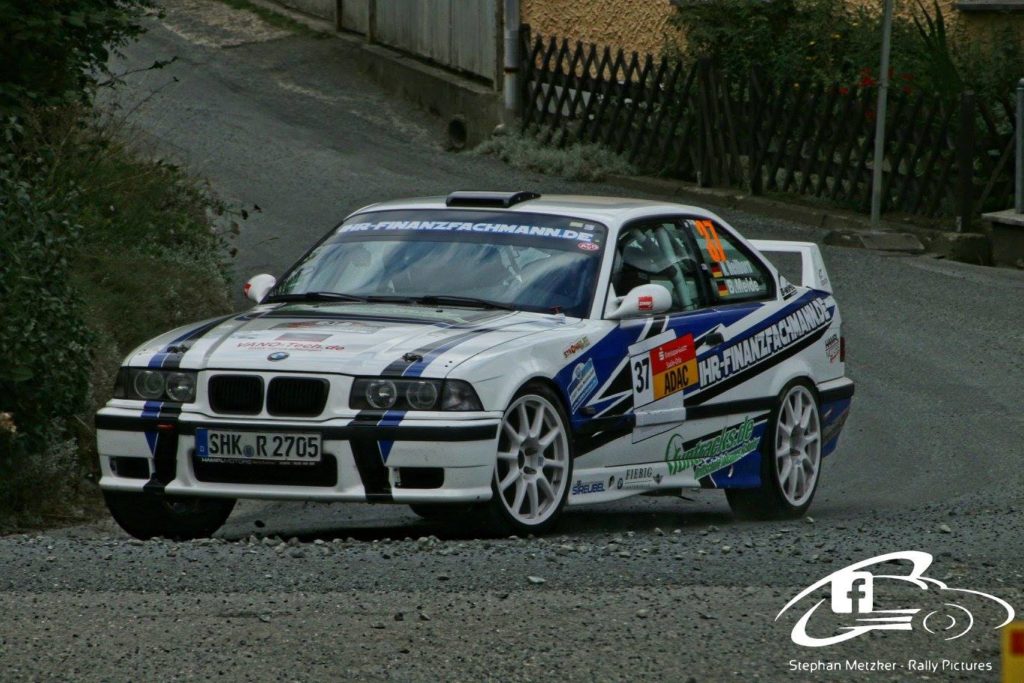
95;407;500;503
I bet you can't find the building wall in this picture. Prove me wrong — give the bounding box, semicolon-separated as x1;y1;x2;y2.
521;0;1022;57
521;0;678;57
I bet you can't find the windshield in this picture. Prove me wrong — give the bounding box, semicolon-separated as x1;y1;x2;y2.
272;209;608;317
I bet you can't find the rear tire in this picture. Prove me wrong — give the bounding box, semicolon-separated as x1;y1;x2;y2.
726;381;822;520
103;490;236;540
483;383;573;536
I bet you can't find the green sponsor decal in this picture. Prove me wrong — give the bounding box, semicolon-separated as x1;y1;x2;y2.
664;417;762;478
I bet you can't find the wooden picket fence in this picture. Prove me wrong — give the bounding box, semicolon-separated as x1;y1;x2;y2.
520;30;1018;224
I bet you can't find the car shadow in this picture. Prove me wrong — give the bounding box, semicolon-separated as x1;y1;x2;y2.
216;496;750;543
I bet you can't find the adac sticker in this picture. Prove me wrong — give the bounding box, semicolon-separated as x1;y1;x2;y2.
631;333;697;409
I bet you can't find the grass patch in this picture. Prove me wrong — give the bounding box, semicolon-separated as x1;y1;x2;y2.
473;127;635;182
0;107;235;531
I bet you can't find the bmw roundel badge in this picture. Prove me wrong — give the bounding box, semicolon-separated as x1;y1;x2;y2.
267;351;289;361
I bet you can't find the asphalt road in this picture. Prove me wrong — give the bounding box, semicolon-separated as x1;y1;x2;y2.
5;2;1024;681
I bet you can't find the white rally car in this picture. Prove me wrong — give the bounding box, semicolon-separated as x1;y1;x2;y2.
96;192;854;538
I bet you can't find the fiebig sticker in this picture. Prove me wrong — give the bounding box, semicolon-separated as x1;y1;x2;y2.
616;466;662;490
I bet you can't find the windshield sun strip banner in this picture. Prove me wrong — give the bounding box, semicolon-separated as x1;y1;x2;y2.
337;210;608;252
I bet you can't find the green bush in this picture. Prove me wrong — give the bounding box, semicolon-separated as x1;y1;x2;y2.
669;0;1022;100
0;2;235;528
0;130;93;458
0;0;150;112
0;110;235;528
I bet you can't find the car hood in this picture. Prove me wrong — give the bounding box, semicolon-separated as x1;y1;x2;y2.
127;303;576;377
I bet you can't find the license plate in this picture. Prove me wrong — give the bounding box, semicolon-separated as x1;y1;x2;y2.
195;429;322;464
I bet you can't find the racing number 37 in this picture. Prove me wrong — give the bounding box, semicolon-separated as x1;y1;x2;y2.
634;356;651;393
631;334;698;408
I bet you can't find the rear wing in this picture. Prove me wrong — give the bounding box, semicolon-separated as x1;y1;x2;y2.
749;240;832;294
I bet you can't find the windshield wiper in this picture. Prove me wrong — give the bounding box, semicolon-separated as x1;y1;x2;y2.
264;291;368;303
406;295;515;311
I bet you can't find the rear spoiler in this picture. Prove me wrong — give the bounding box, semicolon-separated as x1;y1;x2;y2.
749;240;832;294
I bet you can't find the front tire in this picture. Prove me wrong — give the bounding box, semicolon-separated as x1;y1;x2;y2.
726;381;822;520
484;384;573;535
103;490;236;540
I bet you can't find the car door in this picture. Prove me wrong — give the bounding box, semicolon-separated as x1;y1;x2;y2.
679;216;792;486
600;218;729;467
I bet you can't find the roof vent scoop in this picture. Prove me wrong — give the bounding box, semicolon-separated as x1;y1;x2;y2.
445;191;541;208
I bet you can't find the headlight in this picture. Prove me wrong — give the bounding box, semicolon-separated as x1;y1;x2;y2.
365;379;398;409
133;370;165;400
114;368;198;403
406;380;439;410
350;378;482;411
165;372;197;402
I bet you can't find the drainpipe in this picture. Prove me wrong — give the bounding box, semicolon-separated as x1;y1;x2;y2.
503;0;521;122
869;0;894;227
1016;78;1023;213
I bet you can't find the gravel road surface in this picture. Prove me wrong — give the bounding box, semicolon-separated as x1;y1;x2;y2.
4;2;1023;681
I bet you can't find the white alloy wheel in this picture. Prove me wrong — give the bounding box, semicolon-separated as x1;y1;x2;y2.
774;384;821;507
494;394;570;527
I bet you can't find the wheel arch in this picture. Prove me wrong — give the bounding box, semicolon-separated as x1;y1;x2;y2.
766;359;821;404
510;374;573;420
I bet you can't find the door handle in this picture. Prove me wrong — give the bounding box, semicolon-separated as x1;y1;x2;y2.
704;331;725;346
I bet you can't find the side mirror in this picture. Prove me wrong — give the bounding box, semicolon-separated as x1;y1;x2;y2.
606;284;672;320
243;274;277;303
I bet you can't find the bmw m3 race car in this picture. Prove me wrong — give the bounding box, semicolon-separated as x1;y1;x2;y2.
95;191;854;538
